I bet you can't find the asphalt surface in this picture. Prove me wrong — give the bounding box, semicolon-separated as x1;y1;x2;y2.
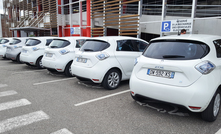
0;58;221;134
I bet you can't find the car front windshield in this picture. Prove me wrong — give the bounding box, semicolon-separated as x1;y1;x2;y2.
143;40;209;60
49;39;70;48
26;39;41;46
9;39;21;45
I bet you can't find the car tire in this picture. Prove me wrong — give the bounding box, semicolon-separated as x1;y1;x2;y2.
201;90;220;122
36;56;44;69
64;61;73;77
16;53;22;63
102;69;121;90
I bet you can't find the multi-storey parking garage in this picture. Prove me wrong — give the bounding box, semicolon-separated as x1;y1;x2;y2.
2;0;221;41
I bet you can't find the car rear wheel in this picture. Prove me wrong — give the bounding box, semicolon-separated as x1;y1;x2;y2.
102;69;121;90
201;90;220;122
36;56;44;69
16;53;22;63
64;61;73;77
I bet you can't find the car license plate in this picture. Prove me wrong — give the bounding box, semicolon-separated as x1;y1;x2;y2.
147;69;175;79
46;53;53;57
77;57;87;63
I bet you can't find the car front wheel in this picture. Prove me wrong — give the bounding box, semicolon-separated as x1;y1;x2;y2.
201;90;220;122
102;69;121;90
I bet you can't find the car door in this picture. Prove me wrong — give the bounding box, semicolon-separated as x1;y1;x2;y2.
115;39;148;77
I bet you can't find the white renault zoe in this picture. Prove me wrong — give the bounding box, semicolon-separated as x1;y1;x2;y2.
20;37;56;68
42;37;88;76
130;34;221;122
71;36;149;90
0;38;12;59
5;37;29;63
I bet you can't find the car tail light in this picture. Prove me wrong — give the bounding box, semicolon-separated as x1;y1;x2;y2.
59;49;69;55
32;47;39;51
195;61;215;74
95;52;109;60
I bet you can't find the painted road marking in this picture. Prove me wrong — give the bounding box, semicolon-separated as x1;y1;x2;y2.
33;78;75;86
0;99;31;112
0;90;17;97
50;128;73;134
0;111;49;133
12;70;46;74
0;84;8;88
75;90;130;106
215;129;221;134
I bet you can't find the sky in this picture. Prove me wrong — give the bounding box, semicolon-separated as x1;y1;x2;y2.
0;0;3;14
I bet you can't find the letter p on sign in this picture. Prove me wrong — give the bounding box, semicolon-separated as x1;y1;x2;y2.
161;21;171;32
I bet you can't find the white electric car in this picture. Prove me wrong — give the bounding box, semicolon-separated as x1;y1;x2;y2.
71;36;149;90
5;37;29;63
20;37;56;68
0;38;13;59
42;37;88;76
130;34;221;122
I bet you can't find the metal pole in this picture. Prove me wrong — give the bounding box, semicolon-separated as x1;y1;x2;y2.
191;0;197;34
69;0;72;36
137;0;142;38
79;1;82;36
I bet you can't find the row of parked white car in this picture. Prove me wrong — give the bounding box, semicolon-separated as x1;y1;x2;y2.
0;34;221;122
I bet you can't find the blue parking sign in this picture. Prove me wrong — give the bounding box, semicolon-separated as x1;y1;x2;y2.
161;21;171;32
70;28;74;35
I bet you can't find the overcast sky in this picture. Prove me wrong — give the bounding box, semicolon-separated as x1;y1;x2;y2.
0;0;3;14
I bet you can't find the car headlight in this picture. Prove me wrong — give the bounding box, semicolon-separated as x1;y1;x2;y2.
95;52;109;60
195;60;215;74
59;49;69;55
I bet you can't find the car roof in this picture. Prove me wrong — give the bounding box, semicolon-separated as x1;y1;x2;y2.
151;34;221;43
54;36;89;40
28;36;57;40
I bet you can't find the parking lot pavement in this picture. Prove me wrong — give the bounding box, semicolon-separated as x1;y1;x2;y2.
0;59;221;134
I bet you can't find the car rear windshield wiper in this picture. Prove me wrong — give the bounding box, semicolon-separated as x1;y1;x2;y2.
83;49;94;52
163;55;185;58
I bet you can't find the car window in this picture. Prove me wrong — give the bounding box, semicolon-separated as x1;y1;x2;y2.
80;40;110;52
25;39;41;46
0;39;9;44
117;40;148;52
76;39;86;48
49;39;70;48
213;39;221;58
46;39;53;46
143;40;209;60
9;39;21;45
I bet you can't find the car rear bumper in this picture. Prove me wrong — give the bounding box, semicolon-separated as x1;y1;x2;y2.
20;54;37;65
130;74;216;112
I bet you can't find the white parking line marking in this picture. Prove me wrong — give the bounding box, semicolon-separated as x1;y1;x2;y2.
12;70;46;74
33;78;75;86
0;84;7;88
0;64;24;68
215;128;221;134
50;128;73;134
0;90;17;97
0;111;49;133
0;99;31;112
75;90;130;106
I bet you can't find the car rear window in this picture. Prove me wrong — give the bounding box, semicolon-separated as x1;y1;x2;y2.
143;40;209;60
80;40;110;52
49;39;70;48
26;39;41;46
0;39;9;44
9;39;21;45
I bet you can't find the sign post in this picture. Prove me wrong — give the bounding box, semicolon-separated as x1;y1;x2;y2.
161;19;193;34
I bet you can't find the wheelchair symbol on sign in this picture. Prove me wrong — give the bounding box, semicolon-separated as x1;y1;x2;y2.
161;21;171;32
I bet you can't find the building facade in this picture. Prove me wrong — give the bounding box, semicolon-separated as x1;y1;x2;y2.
2;0;221;41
